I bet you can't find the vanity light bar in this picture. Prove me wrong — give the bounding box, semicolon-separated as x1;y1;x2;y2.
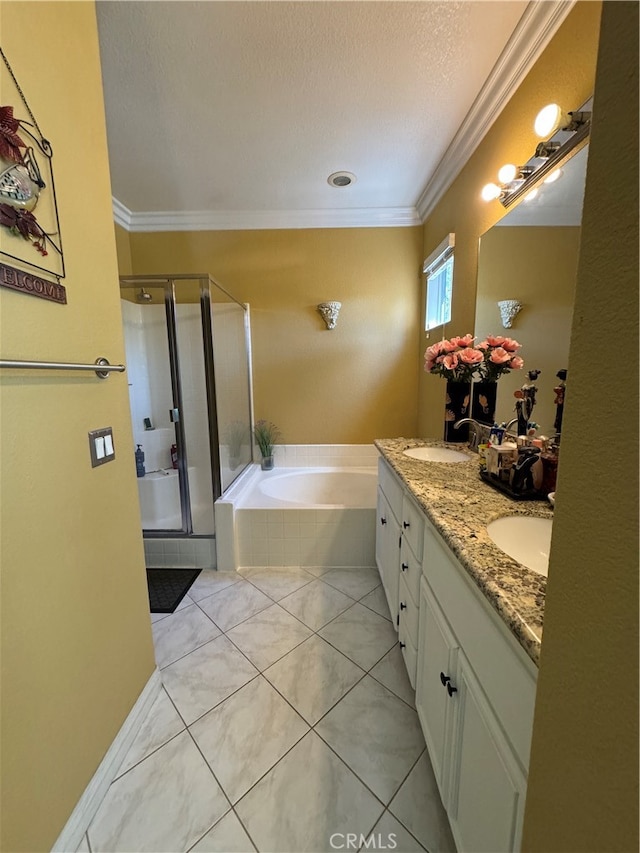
502;118;590;208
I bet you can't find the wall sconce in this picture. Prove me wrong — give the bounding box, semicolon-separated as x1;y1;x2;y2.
317;301;341;329
481;98;591;209
497;299;523;328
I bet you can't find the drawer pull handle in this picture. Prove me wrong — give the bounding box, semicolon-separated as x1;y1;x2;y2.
403;521;410;529
380;517;387;526
399;641;406;649
447;682;458;697
400;602;407;610
401;563;409;572
440;671;451;686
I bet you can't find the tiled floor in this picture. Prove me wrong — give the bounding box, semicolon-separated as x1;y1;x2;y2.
84;567;455;853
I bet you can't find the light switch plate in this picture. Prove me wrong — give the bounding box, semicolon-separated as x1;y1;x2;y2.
89;427;115;468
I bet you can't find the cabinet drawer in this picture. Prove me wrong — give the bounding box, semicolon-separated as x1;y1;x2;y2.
400;536;421;605
398;572;419;648
399;626;417;689
378;458;403;520
401;494;424;560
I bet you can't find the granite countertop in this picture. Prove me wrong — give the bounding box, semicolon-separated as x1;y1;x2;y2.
374;437;554;666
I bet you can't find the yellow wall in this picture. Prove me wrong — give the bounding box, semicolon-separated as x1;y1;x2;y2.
0;5;155;851
127;227;423;443
475;226;580;434
522;2;639;849
419;1;601;438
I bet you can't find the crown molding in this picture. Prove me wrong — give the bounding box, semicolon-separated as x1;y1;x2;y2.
112;201;421;232
415;0;576;222
112;197;132;230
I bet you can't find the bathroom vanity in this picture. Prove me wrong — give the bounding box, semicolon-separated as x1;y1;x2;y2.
375;438;552;853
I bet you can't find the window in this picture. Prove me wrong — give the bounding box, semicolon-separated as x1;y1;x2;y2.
424;233;455;331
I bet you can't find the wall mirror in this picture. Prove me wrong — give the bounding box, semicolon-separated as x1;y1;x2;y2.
475;142;589;436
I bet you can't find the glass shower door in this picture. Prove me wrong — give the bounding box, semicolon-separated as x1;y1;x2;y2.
208;293;253;494
120;285;190;532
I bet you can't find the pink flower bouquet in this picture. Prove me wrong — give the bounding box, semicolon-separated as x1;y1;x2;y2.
476;335;524;382
424;334;524;383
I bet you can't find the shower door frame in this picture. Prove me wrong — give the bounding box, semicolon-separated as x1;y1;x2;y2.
120;273;254;539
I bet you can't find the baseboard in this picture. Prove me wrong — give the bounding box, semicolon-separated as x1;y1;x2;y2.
51;668;162;852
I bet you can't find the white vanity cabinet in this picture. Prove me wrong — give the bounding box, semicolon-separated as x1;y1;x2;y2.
375;458;425;680
417;519;538;853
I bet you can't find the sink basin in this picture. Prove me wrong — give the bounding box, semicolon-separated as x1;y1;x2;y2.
486;516;553;576
403;447;469;463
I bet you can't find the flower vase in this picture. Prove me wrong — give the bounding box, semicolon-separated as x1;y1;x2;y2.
471;381;498;426
260;455;274;471
444;380;471;442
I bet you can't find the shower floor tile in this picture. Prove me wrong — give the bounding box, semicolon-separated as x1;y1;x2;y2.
90;568;451;851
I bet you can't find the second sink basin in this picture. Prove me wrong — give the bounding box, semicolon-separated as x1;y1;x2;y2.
403;447;469;463
486;516;553;576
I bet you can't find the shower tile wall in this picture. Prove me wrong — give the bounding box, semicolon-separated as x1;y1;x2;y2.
144;537;216;570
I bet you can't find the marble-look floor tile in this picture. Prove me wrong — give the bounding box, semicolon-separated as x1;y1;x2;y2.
162;635;258;725
235;732;383;853
278;579;355;631
316;676;425;803
198;580;272;631
365;811;427;852
240;566;314;601
319;602;397;671
188;570;241;603
359;583;392;621
116;688;185;777
225;604;311;671
369;645;416;709
303;564;334;577
321;567;381;600
388;752;455;853
88;731;228;852
263;635;364;725
191;675;309;803
189;810;256;852
152;604;221;669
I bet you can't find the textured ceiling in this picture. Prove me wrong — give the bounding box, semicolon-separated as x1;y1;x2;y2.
96;1;528;219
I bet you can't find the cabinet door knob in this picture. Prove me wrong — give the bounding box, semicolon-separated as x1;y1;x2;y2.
440;671;451;686
399;642;406;649
380;516;387;525
401;563;409;572
400;602;407;610
403;521;410;529
447;682;458;697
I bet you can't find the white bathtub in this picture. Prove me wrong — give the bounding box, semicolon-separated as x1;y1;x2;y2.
238;467;377;509
215;461;378;571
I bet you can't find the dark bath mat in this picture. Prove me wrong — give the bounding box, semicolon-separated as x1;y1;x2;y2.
146;568;202;613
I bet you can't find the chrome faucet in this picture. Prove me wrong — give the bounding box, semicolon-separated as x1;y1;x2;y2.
453;418;490;452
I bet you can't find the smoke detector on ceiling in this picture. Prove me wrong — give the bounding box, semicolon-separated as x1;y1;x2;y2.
327;171;357;188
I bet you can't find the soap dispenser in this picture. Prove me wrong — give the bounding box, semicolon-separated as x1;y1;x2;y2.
135;444;146;478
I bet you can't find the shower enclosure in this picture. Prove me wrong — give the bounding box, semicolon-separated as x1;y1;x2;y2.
120;274;253;568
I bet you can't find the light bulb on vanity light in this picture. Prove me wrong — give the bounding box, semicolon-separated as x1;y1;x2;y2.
497;164;518;184
534;103;567;138
481;182;502;202
523;188;538;202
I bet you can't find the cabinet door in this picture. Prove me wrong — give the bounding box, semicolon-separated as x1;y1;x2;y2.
449;652;527;853
375;487;400;628
416;577;458;801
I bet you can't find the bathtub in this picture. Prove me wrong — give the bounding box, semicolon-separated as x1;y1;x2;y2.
214;462;378;572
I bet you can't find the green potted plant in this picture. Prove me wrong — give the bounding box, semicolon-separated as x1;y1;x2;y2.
253;419;281;470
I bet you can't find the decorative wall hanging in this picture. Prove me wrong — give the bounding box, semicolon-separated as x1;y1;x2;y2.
0;48;66;302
